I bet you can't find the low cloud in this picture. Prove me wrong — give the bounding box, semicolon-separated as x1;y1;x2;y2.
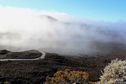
0;6;126;55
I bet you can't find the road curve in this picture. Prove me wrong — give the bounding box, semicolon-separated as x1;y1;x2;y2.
0;51;46;61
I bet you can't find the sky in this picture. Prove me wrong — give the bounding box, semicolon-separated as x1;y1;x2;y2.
0;0;125;22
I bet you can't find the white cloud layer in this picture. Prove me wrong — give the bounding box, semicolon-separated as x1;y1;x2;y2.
0;6;126;55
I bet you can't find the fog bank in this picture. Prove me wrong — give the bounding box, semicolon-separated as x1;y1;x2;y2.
0;6;126;55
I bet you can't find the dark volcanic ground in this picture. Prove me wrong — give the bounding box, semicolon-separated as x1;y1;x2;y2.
0;50;126;84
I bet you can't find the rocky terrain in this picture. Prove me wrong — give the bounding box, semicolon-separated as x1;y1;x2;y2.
0;49;126;84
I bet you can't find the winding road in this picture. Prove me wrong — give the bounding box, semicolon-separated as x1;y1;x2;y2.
0;51;46;61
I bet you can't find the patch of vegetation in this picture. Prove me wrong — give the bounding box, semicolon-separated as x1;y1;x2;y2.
45;69;89;84
100;59;126;84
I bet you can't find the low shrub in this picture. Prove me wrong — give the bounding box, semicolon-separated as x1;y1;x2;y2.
45;69;89;84
100;59;126;84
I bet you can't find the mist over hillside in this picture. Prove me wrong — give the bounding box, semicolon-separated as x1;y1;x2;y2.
0;6;126;55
